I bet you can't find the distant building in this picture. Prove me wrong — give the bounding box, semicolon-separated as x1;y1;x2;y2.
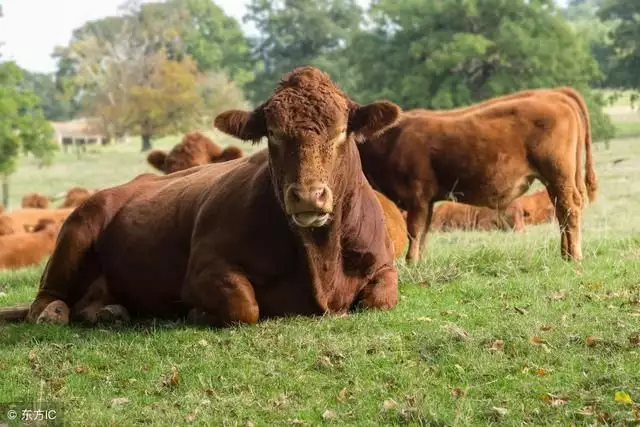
50;118;109;150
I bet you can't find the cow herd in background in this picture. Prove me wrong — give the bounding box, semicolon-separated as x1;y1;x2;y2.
0;66;595;328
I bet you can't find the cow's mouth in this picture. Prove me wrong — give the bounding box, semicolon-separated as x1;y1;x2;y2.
290;212;331;228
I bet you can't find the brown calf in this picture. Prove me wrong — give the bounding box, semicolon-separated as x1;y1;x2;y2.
0;219;61;270
147;131;245;174
0;66;401;327
430;200;525;232
359;88;596;262
3;208;75;233
21;192;50;209
519;189;556;226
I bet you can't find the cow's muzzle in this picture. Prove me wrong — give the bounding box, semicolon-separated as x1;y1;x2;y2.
284;183;333;228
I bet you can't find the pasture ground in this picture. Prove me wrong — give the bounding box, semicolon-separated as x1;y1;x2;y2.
1;113;639;424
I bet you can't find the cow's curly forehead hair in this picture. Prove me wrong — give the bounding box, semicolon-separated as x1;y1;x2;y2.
263;66;351;136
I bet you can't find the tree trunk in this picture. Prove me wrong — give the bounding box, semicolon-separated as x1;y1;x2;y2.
141;134;152;152
2;175;9;209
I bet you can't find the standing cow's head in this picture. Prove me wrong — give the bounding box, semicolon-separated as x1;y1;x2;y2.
214;66;400;229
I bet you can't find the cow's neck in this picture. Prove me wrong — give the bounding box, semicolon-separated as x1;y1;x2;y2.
288;143;383;312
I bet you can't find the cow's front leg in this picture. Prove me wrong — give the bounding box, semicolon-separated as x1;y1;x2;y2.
182;267;259;328
355;266;398;311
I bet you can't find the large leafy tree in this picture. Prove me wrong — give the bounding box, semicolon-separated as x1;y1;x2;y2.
348;0;614;140
243;0;364;103
0;60;56;206
598;0;640;99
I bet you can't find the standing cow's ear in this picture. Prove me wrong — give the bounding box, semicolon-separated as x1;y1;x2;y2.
214;106;266;145
349;100;401;143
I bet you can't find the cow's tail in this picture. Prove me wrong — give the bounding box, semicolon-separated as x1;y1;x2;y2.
559;87;597;204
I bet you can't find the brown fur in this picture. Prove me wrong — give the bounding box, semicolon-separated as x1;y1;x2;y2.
4;208;75;233
146;131;244;174
21;192;49;209
374;191;408;259
2;66;402;327
0;218;61;270
519;189;556;226
0;215;15;236
59;187;95;208
430;200;525;232
359;88;596;262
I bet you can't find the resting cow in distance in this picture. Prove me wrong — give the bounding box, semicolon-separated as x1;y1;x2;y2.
0;219;62;270
430;200;525;232
21;192;50;209
519;189;556;226
147;131;244;174
0;66;401;327
359;87;596;262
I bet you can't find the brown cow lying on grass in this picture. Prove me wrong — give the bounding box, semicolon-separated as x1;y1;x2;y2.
374;191;408;259
519;189;556;226
359;87;596;262
22;192;50;209
59;187;95;208
2;208;75;234
0;66;401;327
0;219;61;270
0;216;14;236
430;200;525;232
147;131;244;174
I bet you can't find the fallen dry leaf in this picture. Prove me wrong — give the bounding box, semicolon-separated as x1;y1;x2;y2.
614;391;633;405
491;406;508;417
198;339;209;347
383;399;398;410
416;317;433;322
585;336;600;347
445;323;470;340
536;368;548;376
109;397;129;408
170;366;179;387
530;336;547;345
540;324;553;331
514;306;527;315
321;409;337;420
451;387;466;398
75;365;88;374
548;290;567;301
419;281;429;288
543;393;568;406
489;339;505;352
576;406;595;417
629;333;640;347
337;387;347;402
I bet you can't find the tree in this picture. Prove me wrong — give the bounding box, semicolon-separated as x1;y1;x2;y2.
598;0;640;101
20;70;78;121
0;60;56;207
243;0;364;103
347;0;614;141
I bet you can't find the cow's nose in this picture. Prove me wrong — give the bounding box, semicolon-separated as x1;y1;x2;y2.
285;183;332;213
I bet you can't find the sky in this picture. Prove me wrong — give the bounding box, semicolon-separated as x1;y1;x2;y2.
0;0;570;74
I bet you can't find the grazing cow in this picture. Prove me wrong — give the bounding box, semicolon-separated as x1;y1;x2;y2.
0;219;61;270
4;208;75;233
0;66;401;327
374;191;408;259
59;187;95;208
21;192;50;209
430;200;525;232
359;88;596;262
147;131;244;174
519;189;556;226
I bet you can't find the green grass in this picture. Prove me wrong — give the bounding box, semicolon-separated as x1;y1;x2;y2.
1;133;640;425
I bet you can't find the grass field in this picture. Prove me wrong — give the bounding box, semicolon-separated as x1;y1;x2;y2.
1;123;640;424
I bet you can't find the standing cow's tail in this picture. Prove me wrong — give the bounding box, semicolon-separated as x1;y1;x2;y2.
558;87;598;204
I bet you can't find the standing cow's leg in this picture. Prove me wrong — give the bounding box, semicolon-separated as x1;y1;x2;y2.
356;267;398;310
405;201;430;263
182;261;259;327
545;181;583;261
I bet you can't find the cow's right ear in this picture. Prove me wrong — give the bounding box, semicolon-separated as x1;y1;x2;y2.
214;106;266;145
23;224;35;233
147;150;167;173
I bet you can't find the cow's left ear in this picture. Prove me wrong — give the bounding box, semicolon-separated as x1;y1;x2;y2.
349;100;401;143
214;105;266;145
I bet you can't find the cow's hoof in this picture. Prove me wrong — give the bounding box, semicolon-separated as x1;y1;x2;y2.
36;300;70;325
96;304;130;325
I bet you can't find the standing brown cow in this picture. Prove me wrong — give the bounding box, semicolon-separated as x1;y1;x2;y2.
0;66;401;327
147;131;244;174
359;88;596;262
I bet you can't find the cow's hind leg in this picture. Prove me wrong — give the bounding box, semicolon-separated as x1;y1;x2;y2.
183;269;259;328
405;201;433;264
72;276;130;325
545;180;583;261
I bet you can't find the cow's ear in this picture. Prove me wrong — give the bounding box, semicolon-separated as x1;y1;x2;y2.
23;224;35;232
147;150;167;172
349;100;401;143
214;105;266;145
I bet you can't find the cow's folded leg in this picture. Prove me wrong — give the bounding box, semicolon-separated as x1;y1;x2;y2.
71;276;126;325
355;267;398;310
96;305;130;325
183;270;259;327
35;300;70;325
